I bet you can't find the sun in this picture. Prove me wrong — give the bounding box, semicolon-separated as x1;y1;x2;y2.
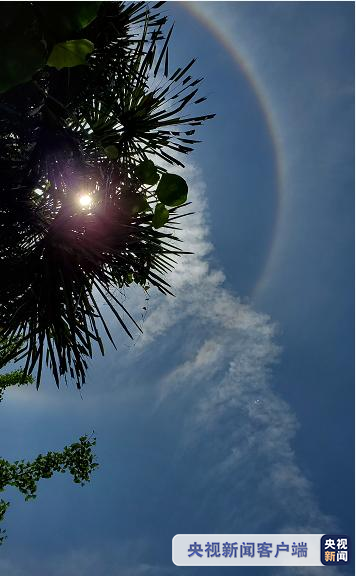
78;194;93;208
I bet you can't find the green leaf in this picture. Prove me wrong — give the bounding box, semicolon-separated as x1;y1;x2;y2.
135;160;159;185
156;173;188;207
39;3;102;42
0;4;48;93
131;195;150;215
70;2;102;30
47;39;94;70
0;39;46;94
104;145;119;160
0;2;100;93
152;203;169;229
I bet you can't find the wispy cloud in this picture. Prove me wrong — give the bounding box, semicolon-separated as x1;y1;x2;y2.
133;163;339;537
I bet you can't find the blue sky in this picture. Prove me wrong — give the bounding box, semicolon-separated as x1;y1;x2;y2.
0;2;354;575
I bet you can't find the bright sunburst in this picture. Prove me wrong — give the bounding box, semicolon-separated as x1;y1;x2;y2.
78;194;93;208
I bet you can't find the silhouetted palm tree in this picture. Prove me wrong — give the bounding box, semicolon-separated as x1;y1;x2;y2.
0;1;214;387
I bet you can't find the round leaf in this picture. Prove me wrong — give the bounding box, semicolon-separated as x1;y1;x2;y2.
69;2;102;30
38;2;102;42
47;39;94;70
104;145;119;160
0;4;47;93
152;203;169;229
131;195;150;215
156;173;188;207
1;31;47;93
135;160;159;185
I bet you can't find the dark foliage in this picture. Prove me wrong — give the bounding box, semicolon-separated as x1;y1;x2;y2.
0;2;214;387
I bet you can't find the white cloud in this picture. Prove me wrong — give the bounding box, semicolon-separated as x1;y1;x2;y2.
129;162;339;539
